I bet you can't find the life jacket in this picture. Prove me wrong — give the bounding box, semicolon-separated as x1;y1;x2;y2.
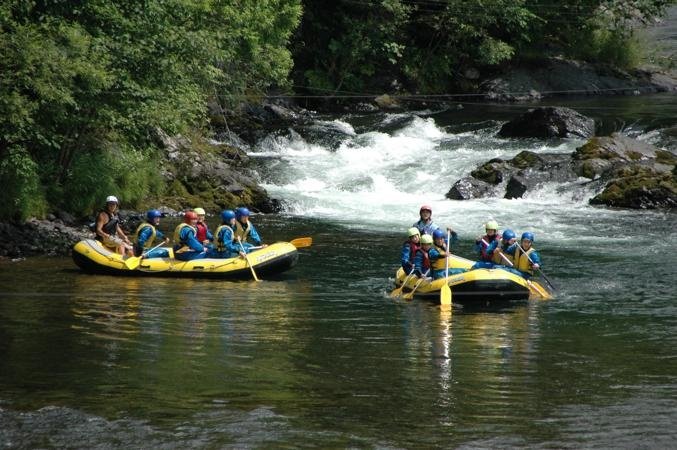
431;244;448;270
479;234;500;261
196;221;209;242
215;224;235;252
173;223;197;253
405;241;420;263
134;222;157;249
234;220;251;243
514;246;536;274
417;248;431;271
95;210;119;242
492;243;513;265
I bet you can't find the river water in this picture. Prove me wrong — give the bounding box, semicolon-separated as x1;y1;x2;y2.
1;93;676;448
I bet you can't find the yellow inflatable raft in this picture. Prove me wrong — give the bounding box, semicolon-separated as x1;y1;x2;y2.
394;254;552;302
72;239;298;279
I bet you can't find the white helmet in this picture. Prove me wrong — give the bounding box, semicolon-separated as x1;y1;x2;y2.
106;195;119;203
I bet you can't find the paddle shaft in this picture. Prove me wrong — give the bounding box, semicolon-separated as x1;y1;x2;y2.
237;237;260;281
515;243;555;291
482;239;548;299
440;231;452;306
403;269;430;300
390;269;417;298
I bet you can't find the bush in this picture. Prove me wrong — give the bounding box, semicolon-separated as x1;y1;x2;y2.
0;147;47;220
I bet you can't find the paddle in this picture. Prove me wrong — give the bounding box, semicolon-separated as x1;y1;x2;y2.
389;269;416;299
124;239;168;270
491;245;549;299
237;236;260;281
290;237;312;248
516;243;556;292
402;269;430;301
440;230;452;306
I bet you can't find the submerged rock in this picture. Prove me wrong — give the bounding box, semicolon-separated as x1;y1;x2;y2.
498;106;595;139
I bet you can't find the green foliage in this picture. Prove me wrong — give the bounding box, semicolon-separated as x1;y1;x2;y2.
292;0;673;94
0;147;47;220
0;0;301;220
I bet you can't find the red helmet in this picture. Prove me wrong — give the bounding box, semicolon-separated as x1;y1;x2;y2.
420;205;432;213
184;211;198;223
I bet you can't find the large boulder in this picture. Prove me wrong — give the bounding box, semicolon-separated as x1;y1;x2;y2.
573;133;677;209
446;151;577;200
483;57;677;102
498;107;595;139
154;129;280;213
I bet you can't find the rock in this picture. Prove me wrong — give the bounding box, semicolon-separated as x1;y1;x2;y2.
470;159;508;184
446;177;495;200
505;175;528;199
482;57;677;102
498;107;595;139
572;133;677;209
374;94;400;109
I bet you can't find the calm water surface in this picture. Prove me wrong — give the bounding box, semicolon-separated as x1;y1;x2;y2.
2;94;677;448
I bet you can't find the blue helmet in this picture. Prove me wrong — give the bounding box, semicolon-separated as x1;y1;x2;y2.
221;209;236;222
502;229;516;241
432;229;446;240
521;231;535;242
235;207;250;219
147;209;162;220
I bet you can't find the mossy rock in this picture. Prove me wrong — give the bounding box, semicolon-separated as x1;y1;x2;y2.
590;170;677;209
470;159;507;185
511;151;544;169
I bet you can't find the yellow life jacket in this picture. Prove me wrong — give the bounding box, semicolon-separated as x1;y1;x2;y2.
214;224;234;252
173;223;197;253
515;246;536;274
431;244;448;270
134;222;157;249
234;220;250;243
492;245;513;265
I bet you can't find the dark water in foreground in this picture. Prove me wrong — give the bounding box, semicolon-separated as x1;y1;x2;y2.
1;213;676;448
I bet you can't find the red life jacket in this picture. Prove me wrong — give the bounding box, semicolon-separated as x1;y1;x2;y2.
196;222;209;242
417;248;431;270
406;241;420;263
479;234;501;260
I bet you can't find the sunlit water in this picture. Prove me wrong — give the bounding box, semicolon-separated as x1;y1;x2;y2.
1;94;676;448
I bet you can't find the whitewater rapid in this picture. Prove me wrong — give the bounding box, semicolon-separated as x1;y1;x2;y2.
248;112;669;243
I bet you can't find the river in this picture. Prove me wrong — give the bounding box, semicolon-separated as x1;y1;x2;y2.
1;93;676;448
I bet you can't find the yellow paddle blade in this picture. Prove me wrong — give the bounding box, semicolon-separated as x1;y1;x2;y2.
440;284;452;305
389;286;404;298
290;237;312;248
124;256;141;270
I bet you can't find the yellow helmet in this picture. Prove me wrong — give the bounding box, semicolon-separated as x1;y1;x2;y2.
420;234;433;245
193;207;206;215
407;227;420;237
485;220;499;230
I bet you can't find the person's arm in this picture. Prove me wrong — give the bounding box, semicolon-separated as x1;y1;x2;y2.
116;223;131;244
95;212;108;239
248;224;263;246
183;229;207;252
529;251;541;269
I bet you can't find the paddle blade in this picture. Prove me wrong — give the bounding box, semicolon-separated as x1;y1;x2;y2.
124;256;141;270
440;284;452;306
389;286;404;298
290;237;312;248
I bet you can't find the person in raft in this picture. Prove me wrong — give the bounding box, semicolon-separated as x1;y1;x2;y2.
472;220;501;269
173;211;208;261
208;210;245;259
412;234;443;279
413;204;459;245
95;195;134;257
233;207;265;252
401;227;421;275
193;207;213;247
133;209;169;258
505;232;542;279
491;228;516;267
431;229;466;278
